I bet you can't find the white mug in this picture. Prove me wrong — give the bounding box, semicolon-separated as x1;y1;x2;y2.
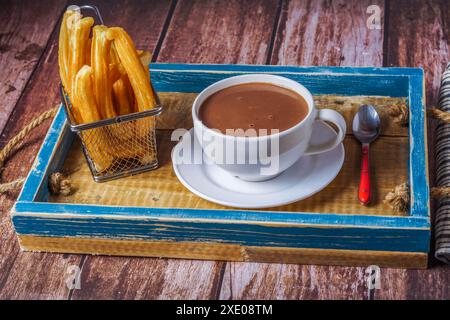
192;74;346;181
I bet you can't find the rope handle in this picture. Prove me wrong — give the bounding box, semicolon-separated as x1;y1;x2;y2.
384;105;450;212
387;104;450;126
0;106;73;195
385;183;450;213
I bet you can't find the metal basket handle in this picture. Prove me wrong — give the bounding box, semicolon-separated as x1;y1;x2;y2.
60;3;163;132
67;4;104;24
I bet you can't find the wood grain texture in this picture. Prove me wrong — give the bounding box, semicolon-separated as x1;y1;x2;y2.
0;0;66;135
0;1;83;300
0;252;80;300
158;0;279;64
0;0;175;300
374;265;450;299
220;0;386;300
220;263;368;300
71;0;170;52
70;256;223;300
374;0;450;300
17;235;428;270
271;0;384;66
386;0;450;105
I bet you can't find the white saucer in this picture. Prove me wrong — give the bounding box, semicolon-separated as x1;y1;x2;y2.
171;122;345;209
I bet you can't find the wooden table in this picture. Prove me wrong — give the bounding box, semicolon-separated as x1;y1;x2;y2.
0;0;449;299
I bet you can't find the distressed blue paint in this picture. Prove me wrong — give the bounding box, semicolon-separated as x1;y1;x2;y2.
150;69;410;97
17;106;68;202
13;63;430;256
34;127;74;203
12;215;430;253
408;73;430;217
150;63;424;76
14;201;430;229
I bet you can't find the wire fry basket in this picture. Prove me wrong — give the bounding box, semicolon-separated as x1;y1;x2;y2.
59;4;163;182
61;86;163;182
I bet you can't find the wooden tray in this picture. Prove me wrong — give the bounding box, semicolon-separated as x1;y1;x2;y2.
12;63;430;269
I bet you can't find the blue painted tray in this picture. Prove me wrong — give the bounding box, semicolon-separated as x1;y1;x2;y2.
12;63;430;268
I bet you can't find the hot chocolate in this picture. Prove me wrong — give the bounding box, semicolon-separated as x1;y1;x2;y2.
199;82;309;136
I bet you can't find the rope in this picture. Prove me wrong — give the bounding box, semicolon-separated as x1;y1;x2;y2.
0;106;74;195
382;105;450;212
384;183;410;213
428;107;450;123
431;187;450;199
386;105;450;124
384;184;450;213
0;108;58;168
388;104;450;125
48;172;74;196
387;103;409;126
0;178;26;194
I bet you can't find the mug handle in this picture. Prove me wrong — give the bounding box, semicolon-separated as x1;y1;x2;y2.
304;109;347;156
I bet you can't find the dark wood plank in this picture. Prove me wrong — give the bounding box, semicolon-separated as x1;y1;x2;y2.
220;263;369;299
72;256;224;299
220;0;384;300
271;0;384;66
70;0;280;300
375;0;450;300
0;0;172;300
386;0;449;105
0;0;65;135
0;0;79;299
76;0;169;51
375;265;450;299
159;0;279;63
0;251;81;300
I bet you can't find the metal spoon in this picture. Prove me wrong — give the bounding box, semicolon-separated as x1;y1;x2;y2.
352;105;381;205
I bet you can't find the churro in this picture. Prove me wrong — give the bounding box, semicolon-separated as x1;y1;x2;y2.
106;27;157;111
91;25;116;119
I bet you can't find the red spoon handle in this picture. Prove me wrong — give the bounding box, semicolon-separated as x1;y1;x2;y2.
359;144;370;205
